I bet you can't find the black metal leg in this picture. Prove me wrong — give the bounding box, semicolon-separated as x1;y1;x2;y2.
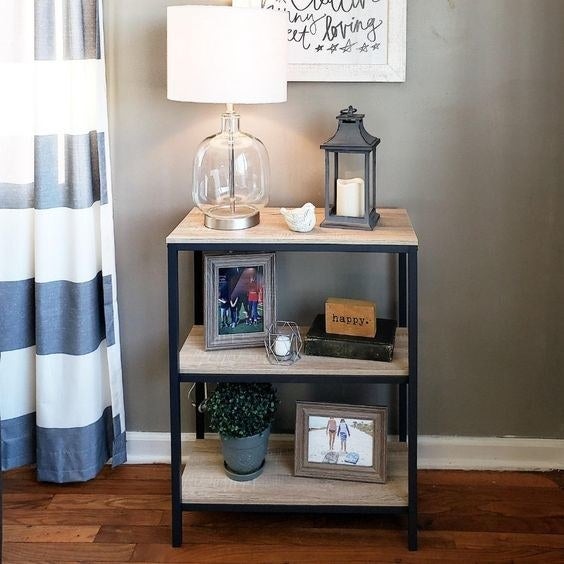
398;385;407;442
407;250;418;551
398;253;407;327
168;245;183;547
193;251;205;438
194;251;204;325
398;253;408;442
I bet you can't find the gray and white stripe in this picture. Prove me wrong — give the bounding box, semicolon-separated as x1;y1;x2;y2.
0;132;108;210
35;0;101;60
0;0;126;482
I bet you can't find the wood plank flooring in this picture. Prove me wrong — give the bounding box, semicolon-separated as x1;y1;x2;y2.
2;464;563;562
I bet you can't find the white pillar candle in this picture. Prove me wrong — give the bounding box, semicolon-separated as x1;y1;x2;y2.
274;335;291;357
336;178;365;217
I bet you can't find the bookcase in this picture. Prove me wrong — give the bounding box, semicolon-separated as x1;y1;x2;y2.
166;207;419;550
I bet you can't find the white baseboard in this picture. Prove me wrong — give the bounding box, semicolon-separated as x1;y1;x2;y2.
417;435;564;471
125;431;564;471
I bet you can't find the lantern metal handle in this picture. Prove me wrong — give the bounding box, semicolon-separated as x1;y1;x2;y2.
340;105;357;117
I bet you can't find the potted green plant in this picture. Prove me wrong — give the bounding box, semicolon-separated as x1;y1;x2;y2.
204;382;278;481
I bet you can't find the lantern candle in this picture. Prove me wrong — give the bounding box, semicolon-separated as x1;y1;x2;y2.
336;178;365;217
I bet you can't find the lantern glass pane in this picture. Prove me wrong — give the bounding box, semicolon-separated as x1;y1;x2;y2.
331;152;367;218
369;150;376;210
337;153;366;183
327;152;336;210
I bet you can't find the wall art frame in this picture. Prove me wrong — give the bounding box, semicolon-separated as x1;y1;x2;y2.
295;401;388;483
204;253;276;350
233;0;406;82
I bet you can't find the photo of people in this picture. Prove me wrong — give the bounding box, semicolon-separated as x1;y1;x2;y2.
218;266;264;335
307;415;374;467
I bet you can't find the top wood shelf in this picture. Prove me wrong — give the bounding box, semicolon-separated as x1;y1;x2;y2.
167;207;418;247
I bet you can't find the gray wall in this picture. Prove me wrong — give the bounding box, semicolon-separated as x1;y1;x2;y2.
105;0;564;438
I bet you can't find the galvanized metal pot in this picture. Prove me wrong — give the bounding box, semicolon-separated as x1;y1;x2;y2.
220;426;270;481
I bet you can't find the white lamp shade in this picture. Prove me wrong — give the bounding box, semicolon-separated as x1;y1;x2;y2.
167;6;287;105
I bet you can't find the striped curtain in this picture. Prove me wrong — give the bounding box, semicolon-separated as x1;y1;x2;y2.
0;0;126;482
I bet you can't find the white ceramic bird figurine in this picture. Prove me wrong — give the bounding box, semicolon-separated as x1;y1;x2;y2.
280;203;316;233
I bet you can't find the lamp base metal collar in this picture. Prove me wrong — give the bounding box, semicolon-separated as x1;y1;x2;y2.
204;204;260;230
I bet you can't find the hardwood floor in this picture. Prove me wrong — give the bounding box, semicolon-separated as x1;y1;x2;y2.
2;465;563;562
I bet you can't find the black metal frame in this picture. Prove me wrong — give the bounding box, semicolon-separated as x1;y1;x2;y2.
168;241;418;551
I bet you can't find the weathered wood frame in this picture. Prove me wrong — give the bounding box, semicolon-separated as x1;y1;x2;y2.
204;252;276;350
295;401;388;483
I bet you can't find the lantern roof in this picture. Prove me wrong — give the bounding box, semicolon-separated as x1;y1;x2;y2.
321;106;381;151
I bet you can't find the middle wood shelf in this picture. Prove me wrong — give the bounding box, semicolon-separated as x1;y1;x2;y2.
179;326;408;383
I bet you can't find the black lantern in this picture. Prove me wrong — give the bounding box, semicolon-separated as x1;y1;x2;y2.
320;106;381;230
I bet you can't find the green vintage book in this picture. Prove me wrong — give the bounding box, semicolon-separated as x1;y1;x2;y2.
304;315;397;362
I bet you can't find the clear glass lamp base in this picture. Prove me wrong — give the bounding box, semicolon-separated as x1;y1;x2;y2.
204;204;260;230
193;107;270;231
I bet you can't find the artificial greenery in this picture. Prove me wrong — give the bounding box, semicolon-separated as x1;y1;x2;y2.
205;382;279;439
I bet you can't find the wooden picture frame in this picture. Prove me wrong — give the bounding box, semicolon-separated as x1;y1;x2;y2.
204;253;276;350
233;0;406;82
295;402;387;483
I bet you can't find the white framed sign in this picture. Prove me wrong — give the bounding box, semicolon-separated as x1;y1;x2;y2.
233;0;406;82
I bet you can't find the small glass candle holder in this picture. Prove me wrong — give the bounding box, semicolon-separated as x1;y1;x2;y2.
264;321;303;365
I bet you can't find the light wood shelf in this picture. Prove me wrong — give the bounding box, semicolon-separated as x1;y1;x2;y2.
179;326;408;378
182;439;408;507
167;207;418;247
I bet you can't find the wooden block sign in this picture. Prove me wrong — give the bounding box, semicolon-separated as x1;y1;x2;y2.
325;298;377;338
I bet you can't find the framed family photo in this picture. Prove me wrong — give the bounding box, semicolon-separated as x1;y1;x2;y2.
295;402;387;483
204;253;276;350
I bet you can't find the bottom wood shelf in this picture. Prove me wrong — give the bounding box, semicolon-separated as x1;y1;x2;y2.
181;439;408;508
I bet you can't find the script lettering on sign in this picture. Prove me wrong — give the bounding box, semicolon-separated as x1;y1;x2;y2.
261;0;389;66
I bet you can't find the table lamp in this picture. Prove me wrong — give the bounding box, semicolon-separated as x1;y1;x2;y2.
167;5;287;230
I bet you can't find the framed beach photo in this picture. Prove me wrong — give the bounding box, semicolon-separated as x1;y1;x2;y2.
295;402;387;483
204;253;276;350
